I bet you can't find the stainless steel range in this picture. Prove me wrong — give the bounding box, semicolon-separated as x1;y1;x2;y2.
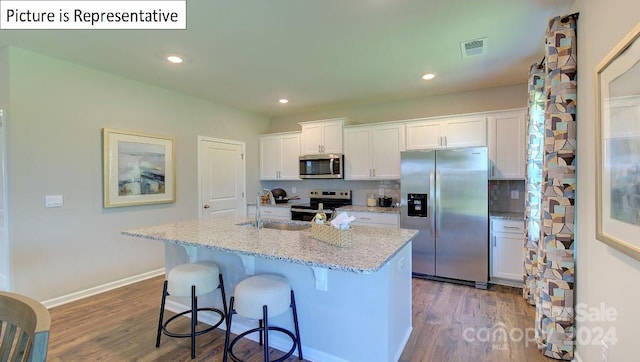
291;189;352;221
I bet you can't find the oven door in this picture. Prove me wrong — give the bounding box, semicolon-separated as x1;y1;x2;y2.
291;208;334;221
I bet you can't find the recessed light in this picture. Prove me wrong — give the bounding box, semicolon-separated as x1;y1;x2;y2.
421;73;436;80
278;99;289;104
167;55;183;64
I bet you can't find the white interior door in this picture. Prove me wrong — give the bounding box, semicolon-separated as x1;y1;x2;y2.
198;137;246;218
0;110;9;290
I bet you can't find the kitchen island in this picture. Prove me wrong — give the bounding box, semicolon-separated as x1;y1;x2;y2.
123;215;417;362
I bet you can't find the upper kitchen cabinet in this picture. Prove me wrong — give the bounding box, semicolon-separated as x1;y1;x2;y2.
259;132;301;181
299;118;352;155
344;123;406;180
405;115;487;150
488;109;526;179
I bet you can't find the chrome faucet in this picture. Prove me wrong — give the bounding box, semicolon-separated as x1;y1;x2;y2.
255;189;273;229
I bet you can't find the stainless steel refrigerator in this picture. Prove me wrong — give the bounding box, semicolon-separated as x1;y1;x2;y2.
400;148;488;288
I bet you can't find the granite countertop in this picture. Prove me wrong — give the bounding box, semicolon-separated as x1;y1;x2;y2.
247;200;306;208
122;216;417;274
336;205;400;214
490;211;525;221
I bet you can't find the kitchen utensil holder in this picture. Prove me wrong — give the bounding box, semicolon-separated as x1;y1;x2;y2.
310;218;353;247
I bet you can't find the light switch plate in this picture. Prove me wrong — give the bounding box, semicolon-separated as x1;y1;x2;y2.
510;190;519;199
45;195;63;208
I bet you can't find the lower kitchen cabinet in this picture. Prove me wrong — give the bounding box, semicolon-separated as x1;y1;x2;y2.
348;211;399;228
490;218;524;287
246;205;291;220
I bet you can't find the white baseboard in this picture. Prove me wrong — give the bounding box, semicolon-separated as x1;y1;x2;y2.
165;301;349;362
42;268;165;309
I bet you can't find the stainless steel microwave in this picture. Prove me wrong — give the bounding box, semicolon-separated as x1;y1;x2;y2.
298;154;344;179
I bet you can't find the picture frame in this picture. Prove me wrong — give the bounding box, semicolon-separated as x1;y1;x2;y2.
102;128;175;208
595;23;640;261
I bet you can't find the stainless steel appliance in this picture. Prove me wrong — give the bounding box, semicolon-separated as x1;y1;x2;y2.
291;189;352;221
400;148;488;288
377;196;393;207
299;154;344;179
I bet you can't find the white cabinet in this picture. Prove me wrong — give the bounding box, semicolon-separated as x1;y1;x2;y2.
405;115;486;150
259;132;301;180
348;211;399;228
343;123;406;180
488;110;526;179
299;118;351;155
247;205;291;220
490;218;524;286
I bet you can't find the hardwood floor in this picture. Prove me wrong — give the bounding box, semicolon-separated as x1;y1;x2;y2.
399;278;553;362
47;276;553;361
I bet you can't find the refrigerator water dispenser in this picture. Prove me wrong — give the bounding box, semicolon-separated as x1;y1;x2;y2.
407;193;428;217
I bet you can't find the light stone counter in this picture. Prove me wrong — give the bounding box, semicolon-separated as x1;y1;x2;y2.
490;211;525;221
336;205;400;214
122;215;417;273
247;200;306;208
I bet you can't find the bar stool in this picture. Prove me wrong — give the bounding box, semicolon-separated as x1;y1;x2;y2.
156;262;227;359
223;274;303;362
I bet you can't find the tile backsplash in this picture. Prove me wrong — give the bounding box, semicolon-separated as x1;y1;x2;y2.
489;180;525;213
260;179;525;213
260;179;400;206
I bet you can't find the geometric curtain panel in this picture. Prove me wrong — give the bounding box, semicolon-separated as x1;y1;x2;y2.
535;13;578;360
524;62;546;306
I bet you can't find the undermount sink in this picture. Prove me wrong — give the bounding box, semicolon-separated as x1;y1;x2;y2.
261;221;311;231
238;221;311;231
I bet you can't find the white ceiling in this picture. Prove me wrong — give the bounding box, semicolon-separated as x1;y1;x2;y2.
0;0;575;118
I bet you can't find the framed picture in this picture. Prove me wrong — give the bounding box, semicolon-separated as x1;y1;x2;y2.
102;128;175;208
595;23;640;261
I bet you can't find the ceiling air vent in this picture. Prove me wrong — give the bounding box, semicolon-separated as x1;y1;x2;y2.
460;37;488;58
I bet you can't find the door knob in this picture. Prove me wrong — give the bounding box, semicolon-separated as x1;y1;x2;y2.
203;204;210;209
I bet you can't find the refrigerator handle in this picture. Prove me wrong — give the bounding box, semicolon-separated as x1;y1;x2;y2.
431;171;437;238
435;170;441;236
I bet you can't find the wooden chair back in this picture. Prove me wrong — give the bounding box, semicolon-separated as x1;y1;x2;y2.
0;291;51;362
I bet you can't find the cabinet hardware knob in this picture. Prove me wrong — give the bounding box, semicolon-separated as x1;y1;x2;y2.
203;204;210;209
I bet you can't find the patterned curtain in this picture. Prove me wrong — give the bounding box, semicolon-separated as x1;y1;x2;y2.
524;14;578;360
523;63;545;304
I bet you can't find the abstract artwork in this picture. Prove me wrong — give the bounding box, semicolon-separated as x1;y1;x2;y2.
103;128;175;208
596;23;640;261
